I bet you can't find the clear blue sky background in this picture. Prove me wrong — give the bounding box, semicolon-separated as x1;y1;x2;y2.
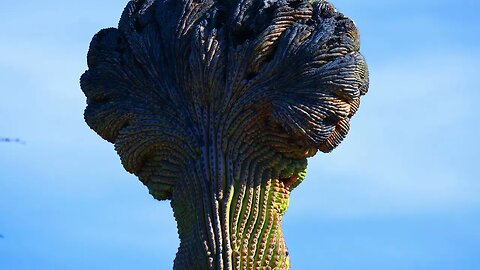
1;0;479;269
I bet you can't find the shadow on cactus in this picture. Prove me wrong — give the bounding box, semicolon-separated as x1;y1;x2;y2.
80;0;368;269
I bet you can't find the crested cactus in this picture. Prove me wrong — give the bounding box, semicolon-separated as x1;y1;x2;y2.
80;0;368;269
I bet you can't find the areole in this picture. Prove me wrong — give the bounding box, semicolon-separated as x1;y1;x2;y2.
80;0;369;269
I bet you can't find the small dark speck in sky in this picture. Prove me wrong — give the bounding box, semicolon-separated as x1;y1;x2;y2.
0;234;4;239
0;138;25;144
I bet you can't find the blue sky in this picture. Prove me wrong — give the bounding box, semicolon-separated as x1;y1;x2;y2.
1;0;479;269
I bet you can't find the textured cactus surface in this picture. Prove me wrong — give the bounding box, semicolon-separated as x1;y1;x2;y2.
80;0;368;269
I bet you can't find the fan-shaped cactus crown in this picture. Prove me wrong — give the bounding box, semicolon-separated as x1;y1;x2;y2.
81;0;368;199
81;0;368;268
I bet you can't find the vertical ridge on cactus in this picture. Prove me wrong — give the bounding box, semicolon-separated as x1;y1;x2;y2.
80;0;369;269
